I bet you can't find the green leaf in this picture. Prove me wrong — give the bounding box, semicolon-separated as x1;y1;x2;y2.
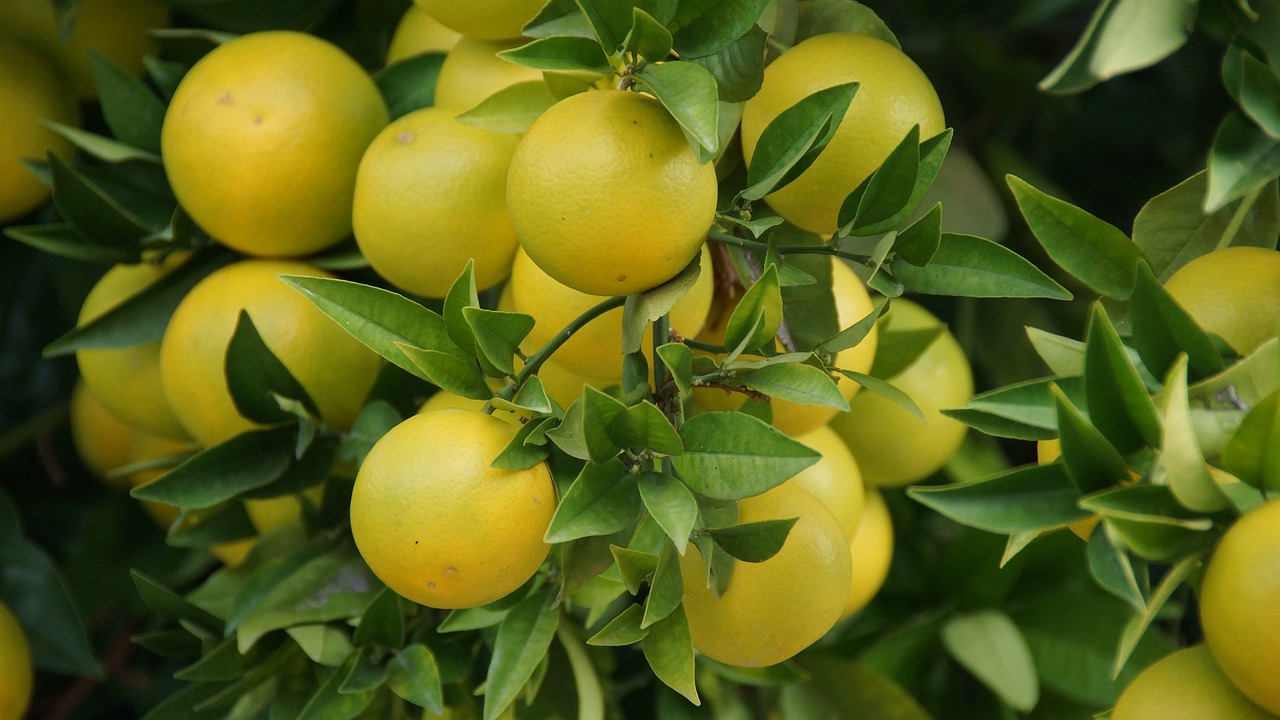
1112;554;1202;676
687;30;766;102
353;586;403;647
725;265;783;352
443;259;480;358
297;651;376;720
545;459;642;543
48;150;154;247
547;398;591;460
455;80;559;134
374;53;444;120
580;386;628;462
907;464;1092;534
838;370;925;420
947;376;1086;438
463;307;535;377
225;311;319;424
656;343;694;396
89;51;164;154
706;517;796;563
838;125;922;236
641;542;683;627
40;121;160;164
941;610;1039;712
1006;175;1141;298
1037;0;1193;94
1129;262;1226;380
588;603;648;646
641;606;699;705
524;0;594;39
741;82;859;201
623;8;673;61
1159;356;1231;512
493;416;553;471
868;325;942;380
1083;305;1162;452
280;275;467;378
1026;327;1088;377
387;644;444;712
501;35;611;72
130;570;224;635
1087;529;1148;612
670;0;770;58
397;345;492;401
5;223;138;264
235;550;380;653
893;203;944;267
130;428;295;509
165;502;254;549
1132;171;1279;281
1081;486;1214;562
637;472;698;553
672;412;821;499
891;233;1072;299
341;647;388;695
1052;384;1130;493
633;61;721;159
611;401;684;455
1223;390;1280;492
557;624;607;720
622;251;706;353
744;362;850;411
483;589;560;720
1224;43;1280;138
1206;110;1280;212
1187;337;1280;410
793;1;898;47
819;299;887;357
287;625;353;667
574;0;633;51
611;545;660;595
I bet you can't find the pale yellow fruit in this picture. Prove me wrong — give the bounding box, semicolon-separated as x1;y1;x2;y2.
0;42;77;223
789;425;865;538
1111;645;1276;720
76;253;191;440
353;107;520;298
415;0;545;41
387;4;461;63
741;33;945;234
245;486;325;535
840;488;893;619
418;390;522;428
1164;246;1280;355
161;31;389;257
351;409;556;608
679;482;852;667
830;299;971;487
507;89;718;296
0;600;33;720
433;37;544;112
69;380;134;487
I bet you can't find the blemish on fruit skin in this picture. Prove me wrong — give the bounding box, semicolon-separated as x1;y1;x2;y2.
217;91;234;106
428;581;437;589
397;131;414;143
445;566;456;574
617;275;627;282
253;115;263;125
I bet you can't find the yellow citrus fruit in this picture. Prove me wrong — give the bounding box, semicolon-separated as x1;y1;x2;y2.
75;253;191;440
1164;246;1280;355
830;299;971;487
1111;645;1276;720
69;380;134;487
159;259;383;447
245;486;325;535
418;390;522;428
692;259;878;437
387;4;461;64
434;37;545;112
741;33;946;234
161;31;389;258
353;107;520;298
507;89;718;296
351;409;556;608
1199;499;1280;714
840;487;893;619
415;0;545;41
678;481;852;667
511;245;714;379
789;425;865;538
535;357;615;408
0;41;77;223
0;600;33;720
0;0;168;99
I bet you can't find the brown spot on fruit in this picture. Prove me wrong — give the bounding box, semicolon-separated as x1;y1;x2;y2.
397;132;414;143
217;91;234;105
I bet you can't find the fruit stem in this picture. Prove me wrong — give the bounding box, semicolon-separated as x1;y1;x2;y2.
707;230;873;264
496;295;629;405
1215;185;1262;252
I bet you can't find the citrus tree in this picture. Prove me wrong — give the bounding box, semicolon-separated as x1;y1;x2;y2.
2;0;1280;719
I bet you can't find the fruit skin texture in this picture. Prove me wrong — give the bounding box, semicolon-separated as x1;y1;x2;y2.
789;425;866;538
387;3;460;63
741;32;945;234
840;487;893;619
0;42;77;223
159;260;383;447
76;253;191;440
1199;499;1280;714
161;31;389;258
1111;645;1276;720
507;89;718;296
0;600;33;720
678;482;852;667
354;108;520;298
416;0;546;41
69;381;135;487
830;299;972;487
1164;246;1280;355
693;260;878;437
351;409;556;609
511;246;714;379
434;37;545;112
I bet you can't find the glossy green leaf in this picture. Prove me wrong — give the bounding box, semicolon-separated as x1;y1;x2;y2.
297;651;376;720
1159;356;1230;512
524;0;594;38
670;0;770;58
89;51;164;153
622;252;705;353
398;345;491;400
907;464;1091;534
48;149;155;245
40;121;160;164
574;0;632;50
641;542;683;628
868;325;942;380
130;427;295;509
706;517;796;563
493;416;553;471
793;1;898;47
1081;486;1214;562
636;472;698;554
959;375;1086;433
893;203;944;267
741;82;858;201
838;370;925;420
633;61;721;158
655;343;694;396
340;647;388;695
687;30;766;102
819;299;888;355
891;232;1072;299
1006;175;1141;298
353;586;402;648
611;401;683;455
941;610;1039;712
838;125;921;236
165;502;254;549
1112;553;1201;676
672;412;820;499
545;459;641;542
641;606;699;705
501;36;611;73
725;265;783;352
287;625;353;667
463;307;535;377
442;257;480;358
1087;528;1148;612
1224;43;1280;138
1038;0;1193;94
579;386;627;462
483;589;560;720
387;644;444;712
374;53;443;120
1129;261;1225;380
588;604;647;646
1187;337;1280;410
1026;327;1087;377
744;362;849;411
456;80;560;134
623;7;673;61
5;222;137;264
1206;111;1280;212
1083;305;1162;452
235;551;380;652
1223;390;1280;492
225;311;318;424
131;570;224;635
1052;384;1130;493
